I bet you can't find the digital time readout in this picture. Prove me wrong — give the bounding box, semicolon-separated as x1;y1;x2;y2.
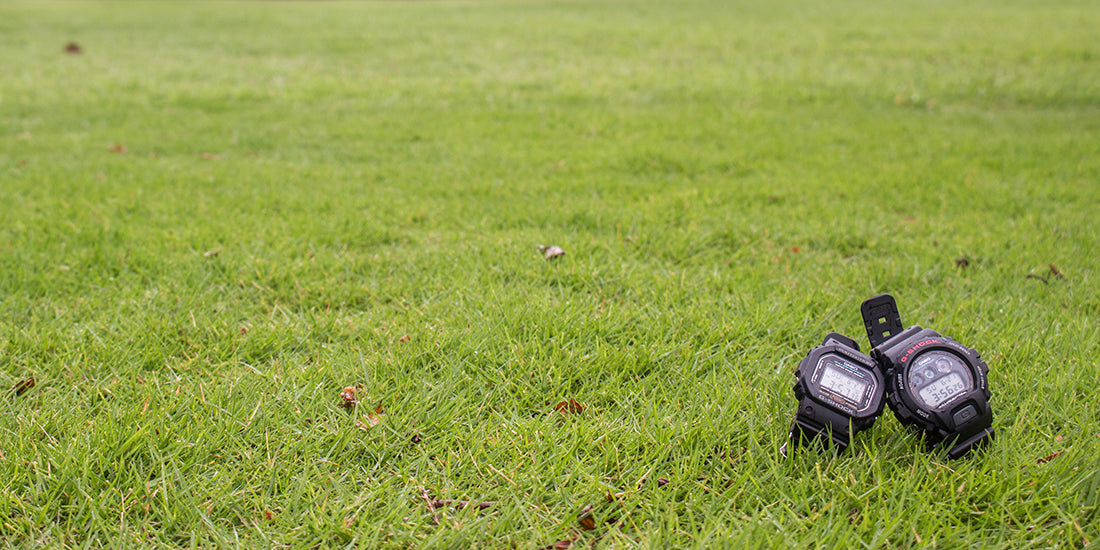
819;365;870;403
907;350;973;409
918;373;966;408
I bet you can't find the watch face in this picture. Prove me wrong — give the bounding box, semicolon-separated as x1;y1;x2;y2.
812;353;876;412
906;350;973;409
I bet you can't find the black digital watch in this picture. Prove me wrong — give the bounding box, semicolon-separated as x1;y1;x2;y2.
860;294;994;459
783;332;886;456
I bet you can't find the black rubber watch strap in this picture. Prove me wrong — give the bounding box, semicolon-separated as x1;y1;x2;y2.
945;427;994;459
783;416;850;456
861;294;904;348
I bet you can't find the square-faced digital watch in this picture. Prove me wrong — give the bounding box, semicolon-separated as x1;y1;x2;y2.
782;332;886;456
860;294;994;459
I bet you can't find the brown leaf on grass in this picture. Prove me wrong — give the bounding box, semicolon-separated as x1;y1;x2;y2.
538;244;566;260
64;42;82;54
554;399;585;414
338;387;358;409
107;143;127;153
848;507;860;524
355;401;385;430
1050;264;1065;279
263;510;274;521
1037;450;1064;464
356;413;382;430
537;537;576;550
12;377;36;396
577;504;596;530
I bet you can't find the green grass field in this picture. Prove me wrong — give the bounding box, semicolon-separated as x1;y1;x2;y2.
2;0;1099;547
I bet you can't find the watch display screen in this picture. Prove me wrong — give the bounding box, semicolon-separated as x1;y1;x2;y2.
906;350;973;409
820;365;869;403
812;354;875;411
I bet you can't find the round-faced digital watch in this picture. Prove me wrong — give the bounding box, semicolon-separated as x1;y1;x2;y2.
783;332;885;456
861;294;994;459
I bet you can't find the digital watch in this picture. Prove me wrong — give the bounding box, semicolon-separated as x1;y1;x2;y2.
861;294;994;459
783;332;885;456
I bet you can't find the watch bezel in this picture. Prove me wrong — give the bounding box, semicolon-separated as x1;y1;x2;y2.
798;343;885;420
887;335;989;422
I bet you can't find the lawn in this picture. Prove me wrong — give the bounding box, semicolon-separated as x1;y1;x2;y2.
1;0;1098;547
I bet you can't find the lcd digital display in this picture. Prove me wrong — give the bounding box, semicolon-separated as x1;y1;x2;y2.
918;373;966;408
907;350;973;409
819;365;869;403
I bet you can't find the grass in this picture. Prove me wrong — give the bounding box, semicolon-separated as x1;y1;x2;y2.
1;0;1098;547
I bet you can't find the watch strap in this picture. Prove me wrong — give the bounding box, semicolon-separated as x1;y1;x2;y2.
945;427;995;459
861;294;904;348
783;414;850;457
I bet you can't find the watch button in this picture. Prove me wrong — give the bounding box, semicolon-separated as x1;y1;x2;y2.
952;404;978;426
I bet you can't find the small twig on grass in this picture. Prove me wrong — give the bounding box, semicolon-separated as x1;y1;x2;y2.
420;489;440;525
430;499;496;510
1025;273;1049;285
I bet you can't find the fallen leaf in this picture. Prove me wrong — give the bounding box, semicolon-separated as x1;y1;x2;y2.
12;377;35;396
64;42;82;54
1050;264;1064;279
107;143;127;154
1037;450;1064;464
355;413;382;430
538;244;566;260
554;399;585;414
263;510;274;520
537;537;576;550
577;504;596;530
338;387;358;409
955;256;970;268
355;401;385;429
